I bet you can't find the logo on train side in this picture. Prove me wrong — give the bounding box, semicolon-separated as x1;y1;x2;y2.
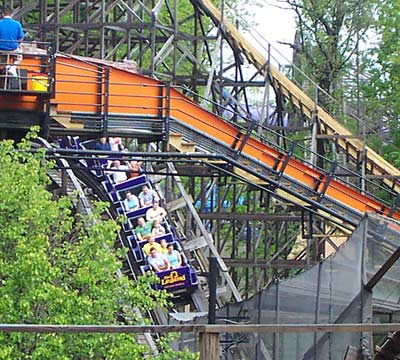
161;270;186;287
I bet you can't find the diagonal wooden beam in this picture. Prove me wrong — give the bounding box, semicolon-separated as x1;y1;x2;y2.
366;247;400;291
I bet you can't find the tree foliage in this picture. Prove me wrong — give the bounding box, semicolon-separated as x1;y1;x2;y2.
281;0;375;107
279;0;400;168
361;0;400;165
0;130;197;359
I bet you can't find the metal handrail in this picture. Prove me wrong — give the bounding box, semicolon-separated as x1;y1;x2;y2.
42;56;398;212
0;40;55;94
166;86;397;208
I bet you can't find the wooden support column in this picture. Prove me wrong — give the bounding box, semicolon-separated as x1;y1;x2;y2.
61;168;67;195
200;332;220;360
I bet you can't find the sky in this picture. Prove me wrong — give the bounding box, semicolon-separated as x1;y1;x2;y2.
247;1;296;64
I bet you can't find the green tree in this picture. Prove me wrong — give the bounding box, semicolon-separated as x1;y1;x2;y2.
362;0;400;164
277;0;377;166
282;0;375;109
0;130;197;359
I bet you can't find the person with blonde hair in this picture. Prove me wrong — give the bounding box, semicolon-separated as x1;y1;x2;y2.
142;235;162;255
159;239;168;254
151;219;166;237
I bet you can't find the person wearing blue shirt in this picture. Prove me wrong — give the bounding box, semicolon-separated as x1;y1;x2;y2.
123;191;139;212
93;137;111;151
0;7;24;51
165;244;182;269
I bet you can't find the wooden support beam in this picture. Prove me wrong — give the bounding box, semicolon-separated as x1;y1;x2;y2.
184;236;208;251
166;196;193;212
315;134;363;140
366;247;400;290
200;213;302;221
267;125;311;131
200;332;220;360
222;258;316;269
365;175;400;180
174;165;220;177
1;322;400;334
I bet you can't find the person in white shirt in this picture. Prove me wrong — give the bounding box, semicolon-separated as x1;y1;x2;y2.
146;200;167;223
110;160;129;183
147;247;170;272
109;137;124;152
151;219;166;237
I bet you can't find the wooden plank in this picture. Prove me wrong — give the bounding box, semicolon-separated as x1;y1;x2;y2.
52;114;84;129
200;332;220;360
234;167;269;184
222;258;315;270
180;141;196;152
184;236;208;251
168;133;183;151
1;323;400;334
166;196;193;212
148;173;167;184
315;134;362;140
199;213;302;221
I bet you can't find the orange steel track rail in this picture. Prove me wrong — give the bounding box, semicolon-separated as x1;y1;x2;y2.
1;54;399;224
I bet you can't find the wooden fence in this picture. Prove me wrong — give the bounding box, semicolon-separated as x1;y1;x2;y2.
1;323;400;359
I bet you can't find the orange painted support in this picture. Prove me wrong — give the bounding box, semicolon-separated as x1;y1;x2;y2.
0;52;52;111
0;54;399;223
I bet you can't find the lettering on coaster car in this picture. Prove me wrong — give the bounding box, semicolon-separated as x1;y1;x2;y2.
161;270;186;288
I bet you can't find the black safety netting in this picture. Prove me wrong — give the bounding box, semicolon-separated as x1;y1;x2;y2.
171;213;400;359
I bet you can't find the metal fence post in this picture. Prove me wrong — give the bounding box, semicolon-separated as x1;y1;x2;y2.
208;256;219;325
